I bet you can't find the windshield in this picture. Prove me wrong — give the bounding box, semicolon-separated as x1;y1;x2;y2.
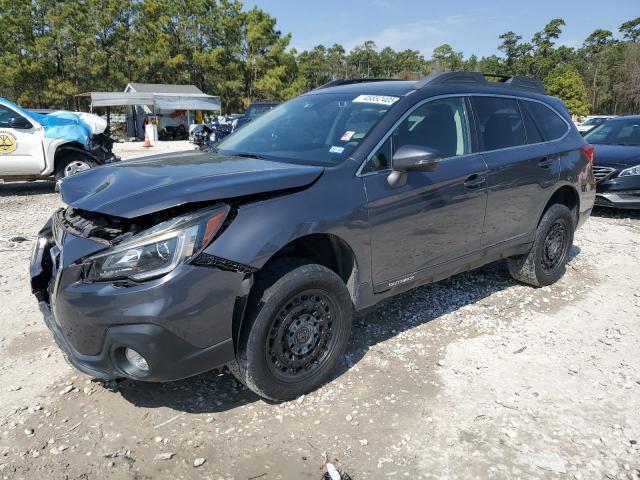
217;93;399;165
246;104;275;119
584;117;607;126
584;119;640;146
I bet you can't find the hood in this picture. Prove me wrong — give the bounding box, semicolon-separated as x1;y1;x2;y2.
593;144;640;169
59;150;324;218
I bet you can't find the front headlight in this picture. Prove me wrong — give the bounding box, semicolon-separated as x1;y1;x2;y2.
85;205;229;282
619;164;640;177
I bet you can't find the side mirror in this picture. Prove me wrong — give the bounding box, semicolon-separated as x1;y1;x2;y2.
388;145;441;187
9;116;32;130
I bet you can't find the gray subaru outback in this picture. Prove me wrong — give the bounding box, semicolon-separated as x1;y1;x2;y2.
30;72;596;401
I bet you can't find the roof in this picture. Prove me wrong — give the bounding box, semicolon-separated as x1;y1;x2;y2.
304;80;415;96
307;72;549;99
126;83;204;95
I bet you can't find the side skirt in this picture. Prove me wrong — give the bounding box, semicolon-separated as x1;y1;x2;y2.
357;238;533;310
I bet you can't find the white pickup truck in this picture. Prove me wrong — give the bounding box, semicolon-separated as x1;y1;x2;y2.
0;97;118;183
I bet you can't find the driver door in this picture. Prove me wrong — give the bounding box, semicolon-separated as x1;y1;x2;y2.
0;104;45;174
362;96;488;292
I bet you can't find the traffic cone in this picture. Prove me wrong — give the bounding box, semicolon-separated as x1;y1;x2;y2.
142;133;153;148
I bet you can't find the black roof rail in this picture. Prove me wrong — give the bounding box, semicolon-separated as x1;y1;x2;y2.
415;71;546;94
314;78;404;90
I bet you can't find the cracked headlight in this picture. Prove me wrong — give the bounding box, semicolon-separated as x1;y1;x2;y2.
85;205;229;282
619;164;640;177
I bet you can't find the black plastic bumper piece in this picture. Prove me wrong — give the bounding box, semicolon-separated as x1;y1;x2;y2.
38;300;235;382
595;193;640;210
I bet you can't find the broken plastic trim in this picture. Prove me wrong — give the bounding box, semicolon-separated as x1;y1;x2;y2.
55;207;139;245
190;252;257;274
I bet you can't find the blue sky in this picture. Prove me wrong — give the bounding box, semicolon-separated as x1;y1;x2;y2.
244;0;638;58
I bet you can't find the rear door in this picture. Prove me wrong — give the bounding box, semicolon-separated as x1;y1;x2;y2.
0;104;45;174
471;96;561;247
362;96;488;291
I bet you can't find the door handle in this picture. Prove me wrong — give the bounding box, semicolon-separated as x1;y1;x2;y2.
464;173;486;189
538;157;554;168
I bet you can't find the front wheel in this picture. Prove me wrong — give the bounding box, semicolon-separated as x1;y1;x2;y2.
54;153;97;182
230;260;353;401
507;203;575;287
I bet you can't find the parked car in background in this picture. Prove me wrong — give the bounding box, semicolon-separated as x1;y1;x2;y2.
576;115;616;134
235;102;279;129
191;104;280;150
31;72;594;401
190;116;237;149
0;98;119;184
584;115;640;209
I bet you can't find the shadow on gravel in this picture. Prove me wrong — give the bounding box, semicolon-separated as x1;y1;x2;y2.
0;180;56;196
115;259;536;412
114;369;260;413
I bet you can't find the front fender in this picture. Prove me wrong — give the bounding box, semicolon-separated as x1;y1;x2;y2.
204;171;371;292
43;138;72;175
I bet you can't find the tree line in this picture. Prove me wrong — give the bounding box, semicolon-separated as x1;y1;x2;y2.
0;0;638;116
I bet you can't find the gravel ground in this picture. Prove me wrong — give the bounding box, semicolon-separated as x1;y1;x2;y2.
0;144;638;479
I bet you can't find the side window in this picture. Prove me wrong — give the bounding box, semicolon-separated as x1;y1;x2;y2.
0;106;16;128
472;97;527;151
393;97;470;158
519;100;544;144
362;97;470;174
524;101;568;141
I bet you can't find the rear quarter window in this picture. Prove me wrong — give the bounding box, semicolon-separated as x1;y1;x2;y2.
524;101;568;141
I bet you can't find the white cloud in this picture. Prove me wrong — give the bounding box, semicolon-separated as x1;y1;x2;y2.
343;12;507;56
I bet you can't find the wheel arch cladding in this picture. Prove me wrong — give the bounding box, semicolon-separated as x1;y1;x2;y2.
231;233;359;355
540;185;580;228
54;143;95;169
263;233;359;304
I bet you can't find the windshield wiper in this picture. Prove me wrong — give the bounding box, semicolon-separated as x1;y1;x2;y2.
616;143;640;147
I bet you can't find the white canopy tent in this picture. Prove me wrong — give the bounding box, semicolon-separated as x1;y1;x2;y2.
77;85;221;139
87;92;221;111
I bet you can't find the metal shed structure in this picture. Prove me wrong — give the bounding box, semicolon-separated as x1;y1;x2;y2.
77;83;221;139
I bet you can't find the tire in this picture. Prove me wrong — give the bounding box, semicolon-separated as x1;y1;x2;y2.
54;152;97;182
507;204;575;287
230;259;353;401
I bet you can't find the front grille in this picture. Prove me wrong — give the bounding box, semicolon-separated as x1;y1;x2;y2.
592;166;616;183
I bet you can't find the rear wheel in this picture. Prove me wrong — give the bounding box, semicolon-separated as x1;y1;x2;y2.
507;204;574;287
230;260;352;401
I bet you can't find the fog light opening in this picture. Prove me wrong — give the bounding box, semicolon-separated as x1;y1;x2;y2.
124;348;150;373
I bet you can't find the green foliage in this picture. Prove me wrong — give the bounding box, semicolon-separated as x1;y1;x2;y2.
544;65;590;115
0;3;638;115
0;0;293;111
619;17;640;42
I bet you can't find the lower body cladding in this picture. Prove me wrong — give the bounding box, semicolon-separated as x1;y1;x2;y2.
30;224;249;382
596;175;640;210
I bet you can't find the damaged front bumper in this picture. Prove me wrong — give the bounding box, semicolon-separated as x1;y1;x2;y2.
596;174;640;210
30;217;247;382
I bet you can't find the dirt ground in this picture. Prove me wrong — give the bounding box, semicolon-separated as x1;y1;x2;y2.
0;143;638;479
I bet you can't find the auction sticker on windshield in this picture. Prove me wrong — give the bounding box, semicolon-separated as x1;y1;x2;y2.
352;95;399;106
0;131;17;154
